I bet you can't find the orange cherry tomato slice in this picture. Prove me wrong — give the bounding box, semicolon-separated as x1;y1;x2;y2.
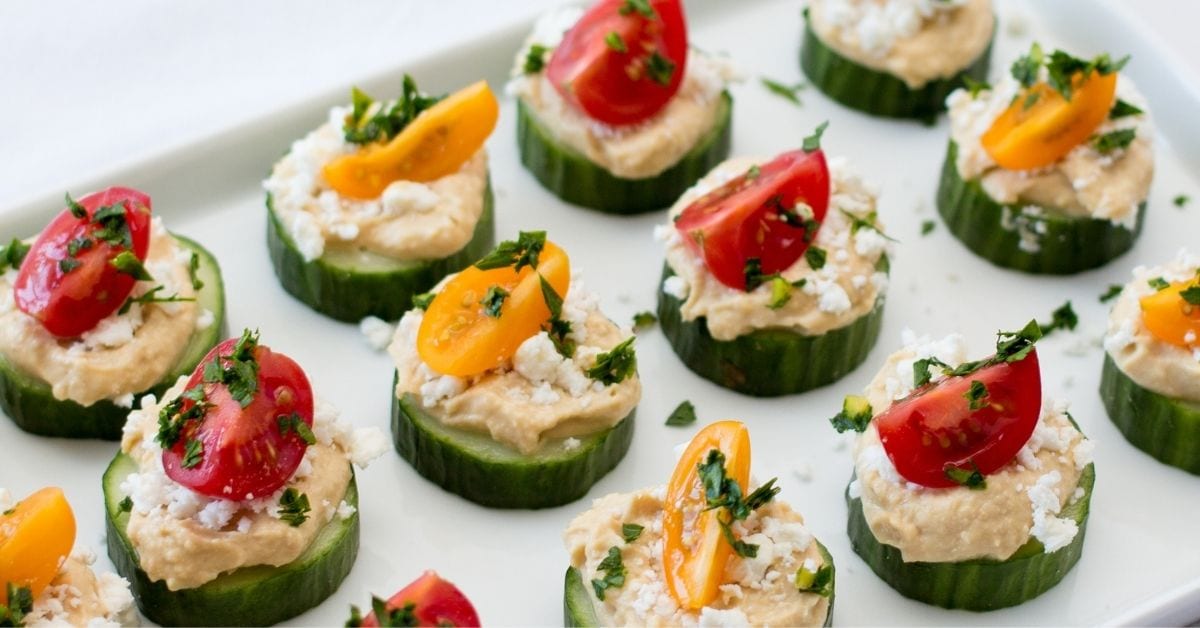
417;241;570;377
1141;281;1200;348
323;81;499;200
981;71;1117;171
0;487;77;604
662;420;751;610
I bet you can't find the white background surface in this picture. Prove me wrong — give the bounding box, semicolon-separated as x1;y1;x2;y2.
1;1;1199;627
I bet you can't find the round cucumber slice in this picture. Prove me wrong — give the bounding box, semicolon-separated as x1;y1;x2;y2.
103;452;360;627
0;235;226;440
265;180;495;323
1100;354;1200;475
516;92;733;214
656;265;885;397
800;9;992;121
391;387;635;509
563;540;835;626
846;464;1095;611
937;141;1145;274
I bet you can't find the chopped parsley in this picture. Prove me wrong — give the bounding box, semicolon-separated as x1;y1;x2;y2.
118;496;133;513
66;236;93;257
523;44;549;74
962;76;990;98
944;459;987;490
411;291;436;310
1180;285;1200;306
619;0;656;18
1011;43;1128;100
1022;90;1041;110
343;75;442;145
604;31;627;53
539;274;575;358
842;209;895;241
697;449;780;558
621;523;644;543
119;285;195;315
181;439;204;469
277;488;311;527
278;413;317;445
746;164;762;180
1148;276;1170;291
203;328;261;407
921;220;936;236
761;77;804;106
1092;128;1136;154
0;239;30;272
743;258;766;291
794;562;834;597
1010;43;1044;87
632;311;657;332
0;583;34;626
767;275;793;309
1099;284;1123;303
802;121;829;152
91;201;134;248
645;51;676;87
805;246;827;270
590;546;627;601
66;192;88;219
57;257;82;274
480;285;509;318
188;252;204;290
110;250;154;280
474;231;546;271
1040;301;1079;336
829;395;873;433
964;380;990;411
1109;98;1143;119
1175;195;1191;209
664;400;696;427
912;320;1043;387
347;597;417;627
156;384;210;448
587;337;637;385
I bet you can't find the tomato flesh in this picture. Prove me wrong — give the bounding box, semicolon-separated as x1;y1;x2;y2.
674;149;830;290
13;187;152;337
875;349;1042;488
547;0;687;126
162;336;315;500
362;571;480;627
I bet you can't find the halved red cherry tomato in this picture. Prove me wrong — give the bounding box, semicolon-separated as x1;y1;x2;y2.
674;149;830;290
360;571;480;627
875;349;1042;488
13;187;152;338
547;0;687;126
162;333;315;500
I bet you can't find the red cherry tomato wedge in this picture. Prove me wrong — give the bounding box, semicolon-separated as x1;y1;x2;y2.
13;187;152;338
162;333;315;500
547;0;688;126
875;349;1043;488
675;149;830;290
360;571;480;627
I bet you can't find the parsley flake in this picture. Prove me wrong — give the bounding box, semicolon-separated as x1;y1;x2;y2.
480;285;509;318
767;275;793;309
156;384;210;449
921;220;936;236
645;50;676;87
188;252;204;290
1011;43;1044;87
1092;128;1136;153
697;449;781;558
0;239;30;272
619;0;656;18
181;439;204;469
0;583;34;626
802;121;829;152
1041;301;1079;336
805;246;827;270
963;76;990;98
743;258;766;291
1181;285;1200;306
343;75;442;145
119;285;196;315
632;311;657;332
587;337;637;385
761;77;805;106
110;250;154;281
203;329;262;408
539;274;575;358
621;523;644;543
794;562;834;597
1109;99;1143;119
118;496;133;513
590;546;627;601
58;257;82;274
944;460;988;490
523;44;549;75
665;400;696;427
278;413;317;445
1174;195;1190;208
1148;277;1170;291
277;488;311;527
66;236;94;257
475;231;546;271
65;192;88;219
965;380;990;411
1099;284;1123;303
348;597;418;628
829;395;873;433
604;31;627;53
411;291;435;310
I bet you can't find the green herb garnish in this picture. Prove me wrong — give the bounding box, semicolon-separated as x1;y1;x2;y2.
963;76;990;98
794;562;834;597
590;546;627;601
91;201;134;248
921;220;936;236
110;250;154;280
805;246;827;270
829;395;873;433
119;496;133;513
1092;128;1136;153
538;274;575;358
0;583;34;627
621;523;644;543
1099;284;1123;303
1148;276;1170;291
697;449;780;558
347;597;417;628
58;257;82;274
475;231;546;271
188;252;204;290
480;285;509;318
767;275;792;309
181;439;204;469
944;460;987;490
278;413;317;445
587;337;637;385
1181;285;1200;306
619;0;656;18
632;311;657;331
278;488;311;527
156;384;210;448
1041;301;1079;335
743;258;765;291
119;285;196;315
645;50;676;87
604;32;627;53
665;400;696;427
523;44;549;74
412;291;435;310
343;75;442;145
0;239;30;272
802;121;829;152
1109;99;1143;119
1011;43;1044;88
1175;195;1191;208
65;192;88;219
761;77;804;106
965;380;990;411
203;329;261;408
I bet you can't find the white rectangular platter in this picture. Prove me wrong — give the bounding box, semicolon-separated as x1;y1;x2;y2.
1;0;1198;625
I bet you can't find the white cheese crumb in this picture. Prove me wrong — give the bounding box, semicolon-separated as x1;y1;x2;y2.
697;606;751;627
563;437;581;451
662;275;689;300
381;180;441;215
1027;470;1078;552
112;393;135;409
358;316;396;351
336;500;357;520
847;479;862;499
195;308;215;331
858;444;903;485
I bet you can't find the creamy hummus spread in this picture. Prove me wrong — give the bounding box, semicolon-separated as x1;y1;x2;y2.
118;377;386;590
509;8;739;180
0;218;207;406
659;156;890;341
807;0;994;88
24;549;134;628
264;105;488;263
565;486;831;627
850;330;1093;562
948;71;1154;230
389;275;641;456
1104;249;1200;402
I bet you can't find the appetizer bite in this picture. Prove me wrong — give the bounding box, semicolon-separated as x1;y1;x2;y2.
801;0;994;120
0;187;225;439
940;44;1153;274
1102;250;1200;474
388;232;640;509
563;421;834;626
1;487;134;627
345;571;480;627
832;322;1095;610
265;76;498;322
656;124;890;396
511;0;736;214
105;330;386;626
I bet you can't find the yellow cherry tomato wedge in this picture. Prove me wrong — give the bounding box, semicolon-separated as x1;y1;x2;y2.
417;241;570;377
323;80;499;200
1141;281;1200;348
0;487;76;604
981;71;1117;171
662;420;751;610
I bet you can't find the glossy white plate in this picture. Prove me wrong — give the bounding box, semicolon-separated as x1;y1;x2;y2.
1;0;1197;625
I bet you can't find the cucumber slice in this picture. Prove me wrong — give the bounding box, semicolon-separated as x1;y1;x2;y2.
265;180;495;323
656;265;885;397
103;452;360;627
516;92;733;214
800;9;992;121
563;540;835;626
391;387;635;509
937;141;1145;274
1100;354;1200;475
0;235;226;440
846;464;1095;611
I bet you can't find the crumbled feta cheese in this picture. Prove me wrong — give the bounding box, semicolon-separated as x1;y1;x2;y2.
358;316;396;351
336;500;357;520
563;437;581;451
662;275;689;300
1027;470;1078;552
381;180;441;215
858;444;903;485
697;606;751;627
195;308;215;331
112;393;135;409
